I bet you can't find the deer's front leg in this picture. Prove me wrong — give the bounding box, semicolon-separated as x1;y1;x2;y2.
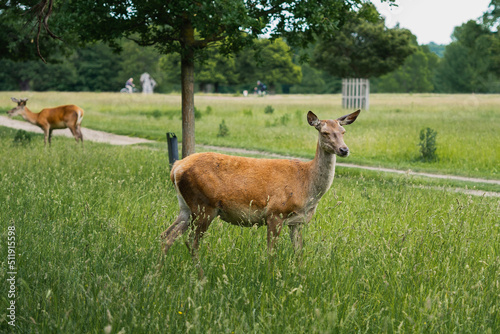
48;129;54;145
40;124;50;146
42;129;49;146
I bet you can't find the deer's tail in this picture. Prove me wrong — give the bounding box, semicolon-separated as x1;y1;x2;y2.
76;109;84;126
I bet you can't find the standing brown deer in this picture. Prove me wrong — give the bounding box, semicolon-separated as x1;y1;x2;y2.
161;109;360;275
7;98;84;146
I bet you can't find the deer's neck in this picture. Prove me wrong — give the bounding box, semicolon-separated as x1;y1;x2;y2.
309;141;337;200
21;107;39;125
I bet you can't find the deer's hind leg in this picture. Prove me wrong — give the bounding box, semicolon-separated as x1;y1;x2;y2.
161;207;191;254
72;124;84;148
186;206;217;278
76;125;84;145
186;206;217;255
68;124;81;144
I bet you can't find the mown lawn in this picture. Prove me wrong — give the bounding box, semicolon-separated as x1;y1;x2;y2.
0;127;498;333
1;92;499;179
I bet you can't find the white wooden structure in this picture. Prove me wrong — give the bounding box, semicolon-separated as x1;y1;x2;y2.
342;78;369;110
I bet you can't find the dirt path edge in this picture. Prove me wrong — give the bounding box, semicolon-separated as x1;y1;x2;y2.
1;115;498;197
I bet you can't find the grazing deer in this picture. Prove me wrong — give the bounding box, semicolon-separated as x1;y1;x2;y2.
161;110;360;274
7;98;84;146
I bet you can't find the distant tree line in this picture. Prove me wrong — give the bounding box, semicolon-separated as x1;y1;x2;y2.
1;2;500;94
372;18;500;93
0;38;303;94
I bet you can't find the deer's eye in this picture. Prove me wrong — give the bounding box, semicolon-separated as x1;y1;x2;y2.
321;132;328;136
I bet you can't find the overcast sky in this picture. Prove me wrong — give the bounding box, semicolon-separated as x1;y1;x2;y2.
371;0;492;45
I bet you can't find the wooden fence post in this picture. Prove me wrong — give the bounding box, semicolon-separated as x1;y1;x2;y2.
342;78;370;110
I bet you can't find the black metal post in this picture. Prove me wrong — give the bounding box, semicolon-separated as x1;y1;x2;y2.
166;132;179;167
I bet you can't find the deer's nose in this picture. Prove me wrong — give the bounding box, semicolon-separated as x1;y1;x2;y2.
339;147;349;156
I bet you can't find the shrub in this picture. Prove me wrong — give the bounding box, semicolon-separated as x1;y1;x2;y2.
266;114;291;127
279;113;290;126
142;109;179;119
194;107;202;120
264;105;274;114
217;119;229;137
151;109;162;119
294;110;303;124
419;127;438;161
205;106;213;115
13;130;33;145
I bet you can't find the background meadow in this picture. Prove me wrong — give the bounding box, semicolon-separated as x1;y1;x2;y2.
0;92;499;333
1;92;498;179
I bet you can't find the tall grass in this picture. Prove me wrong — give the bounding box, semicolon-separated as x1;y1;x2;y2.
1;92;498;179
0;128;498;333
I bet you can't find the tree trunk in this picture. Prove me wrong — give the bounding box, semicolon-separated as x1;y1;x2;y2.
269;84;276;95
19;79;30;91
180;22;196;158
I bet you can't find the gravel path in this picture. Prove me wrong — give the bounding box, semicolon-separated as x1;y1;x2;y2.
199;145;500;185
1;115;498;197
0;115;153;145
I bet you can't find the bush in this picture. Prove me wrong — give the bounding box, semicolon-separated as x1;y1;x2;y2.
279;114;290;126
151;109;162;119
217;119;229;137
419;127;438;161
194;107;202;120
141;109;179;120
13;130;33;145
294;110;303;124
264;105;274;114
265;114;291;127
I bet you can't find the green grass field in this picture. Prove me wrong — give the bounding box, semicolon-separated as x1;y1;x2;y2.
0;92;499;333
0;125;498;333
1;92;499;179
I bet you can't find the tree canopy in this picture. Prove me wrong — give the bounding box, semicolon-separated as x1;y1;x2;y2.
0;1;69;63
236;38;302;92
436;20;497;93
372;36;439;93
8;3;500;110
312;4;415;79
483;0;500;26
3;0;395;156
160;38;301;93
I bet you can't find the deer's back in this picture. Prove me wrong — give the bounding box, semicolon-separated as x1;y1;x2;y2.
39;105;84;127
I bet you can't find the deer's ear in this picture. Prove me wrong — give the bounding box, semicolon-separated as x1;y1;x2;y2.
337;109;360;125
11;97;19;103
307;111;321;128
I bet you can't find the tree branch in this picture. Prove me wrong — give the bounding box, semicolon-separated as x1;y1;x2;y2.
125;36;157;47
29;0;63;63
193;34;226;49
